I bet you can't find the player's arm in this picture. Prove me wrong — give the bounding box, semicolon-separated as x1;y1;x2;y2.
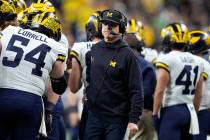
68;42;83;93
153;68;169;115
69;58;82;93
48;71;69;101
44;80;60;133
50;60;67;95
47;81;60;104
193;73;204;112
66;91;80;128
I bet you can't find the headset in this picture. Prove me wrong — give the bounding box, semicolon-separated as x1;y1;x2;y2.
99;9;127;34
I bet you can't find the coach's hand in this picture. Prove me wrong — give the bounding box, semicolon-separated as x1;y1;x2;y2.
127;122;138;138
45;101;55;134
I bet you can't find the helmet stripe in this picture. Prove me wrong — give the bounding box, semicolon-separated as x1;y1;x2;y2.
175;24;182;41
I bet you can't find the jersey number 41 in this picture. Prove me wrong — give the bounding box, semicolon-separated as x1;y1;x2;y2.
175;65;199;95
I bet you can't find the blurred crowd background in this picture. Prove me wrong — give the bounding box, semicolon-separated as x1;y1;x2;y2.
25;0;210;50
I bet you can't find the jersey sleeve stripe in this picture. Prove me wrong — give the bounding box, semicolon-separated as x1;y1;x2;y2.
156;62;169;70
69;51;81;66
152;58;157;65
56;54;66;62
202;72;208;80
70;51;80;61
156;62;170;73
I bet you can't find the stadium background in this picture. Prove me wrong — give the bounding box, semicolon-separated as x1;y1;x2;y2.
24;0;210;139
25;0;210;49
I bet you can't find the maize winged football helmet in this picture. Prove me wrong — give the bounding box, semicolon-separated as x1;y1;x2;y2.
0;0;16;22
17;10;28;28
85;11;103;41
28;0;55;13
160;23;189;53
127;19;144;42
188;30;210;54
12;0;26;13
30;12;61;41
19;0;55;29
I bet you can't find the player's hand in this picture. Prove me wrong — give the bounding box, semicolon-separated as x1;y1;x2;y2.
152;114;160;131
69;112;80;128
127;122;138;138
45;101;55;134
45;110;53;134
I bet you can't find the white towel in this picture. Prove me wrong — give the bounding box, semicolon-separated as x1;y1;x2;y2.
123;127;130;140
187;103;199;135
39;98;47;137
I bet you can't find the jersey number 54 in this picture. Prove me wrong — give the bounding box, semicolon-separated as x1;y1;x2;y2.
2;35;51;77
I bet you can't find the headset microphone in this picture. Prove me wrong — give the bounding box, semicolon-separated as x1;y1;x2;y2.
110;31;120;35
108;26;120;35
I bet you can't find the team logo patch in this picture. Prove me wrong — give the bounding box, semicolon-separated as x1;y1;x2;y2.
106;12;113;17
109;60;117;67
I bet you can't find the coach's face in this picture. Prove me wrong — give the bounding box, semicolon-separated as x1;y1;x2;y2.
102;21;120;42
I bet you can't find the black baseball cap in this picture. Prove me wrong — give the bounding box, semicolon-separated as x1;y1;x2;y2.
100;9;122;24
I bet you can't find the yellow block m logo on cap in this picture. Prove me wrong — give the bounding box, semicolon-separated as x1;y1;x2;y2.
106;12;113;17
